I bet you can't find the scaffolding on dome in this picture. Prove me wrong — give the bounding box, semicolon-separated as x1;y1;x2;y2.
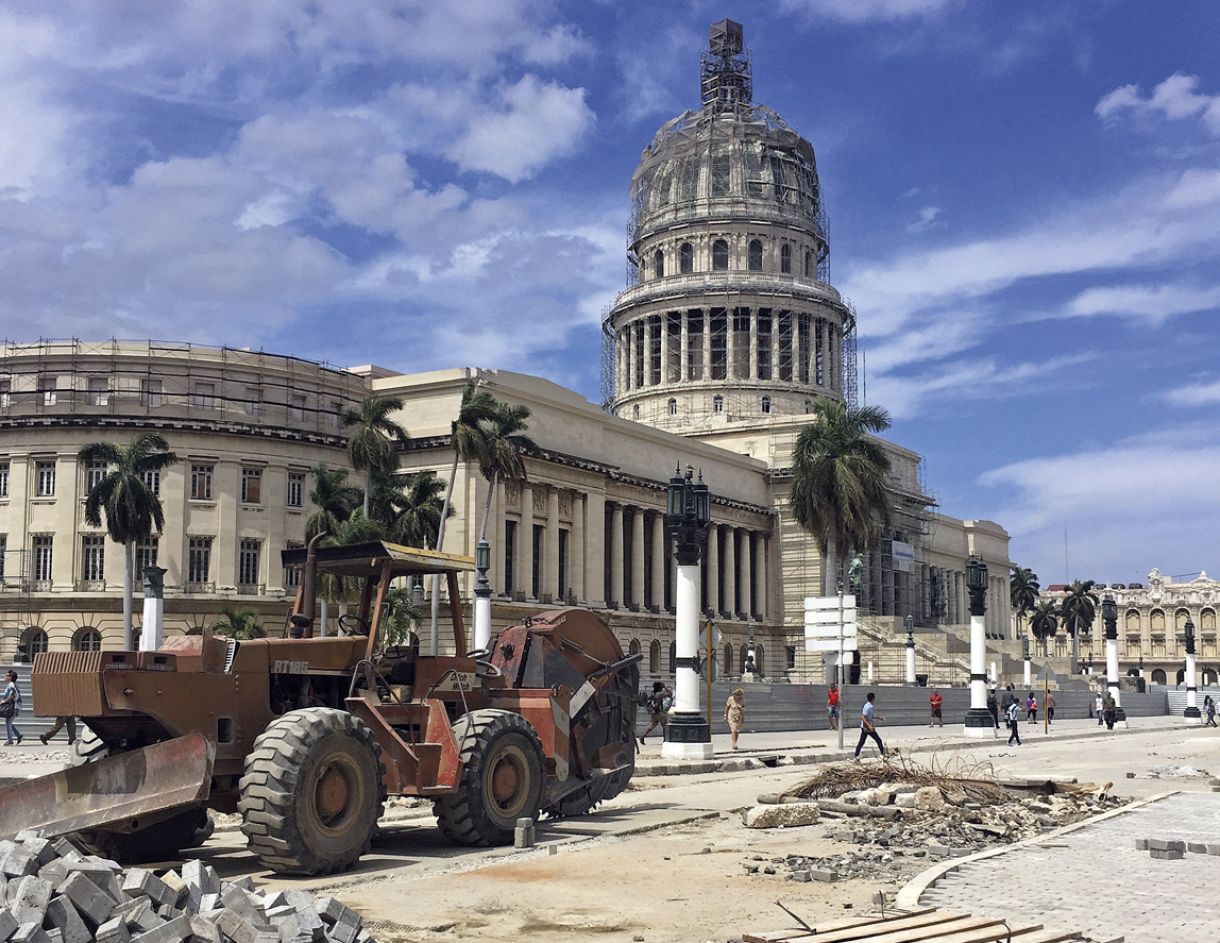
841;302;859;408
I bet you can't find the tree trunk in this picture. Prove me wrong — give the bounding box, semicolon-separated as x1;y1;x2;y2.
430;449;461;653
123;541;135;650
477;471;498;544
363;468;371;517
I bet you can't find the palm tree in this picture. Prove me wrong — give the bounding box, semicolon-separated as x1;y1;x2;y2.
1010;566;1041;639
342;394;410;517
305;465;360;541
1030;599;1060;657
788;399;893;597
79;433;178;649
388;471;450;548
212;606;265;640
1060;579;1100;670
474;401;540;543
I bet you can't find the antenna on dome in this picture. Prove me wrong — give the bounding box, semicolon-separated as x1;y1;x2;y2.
701;19;751;112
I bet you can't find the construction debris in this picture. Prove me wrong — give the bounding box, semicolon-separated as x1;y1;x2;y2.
742;907;1085;943
0;831;375;943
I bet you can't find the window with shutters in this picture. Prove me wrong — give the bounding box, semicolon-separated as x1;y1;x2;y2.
241;467;262;504
191;464;213;501
36;461;55;497
81;535;106;583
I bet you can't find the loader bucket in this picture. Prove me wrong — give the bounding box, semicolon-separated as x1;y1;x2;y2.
0;733;215;840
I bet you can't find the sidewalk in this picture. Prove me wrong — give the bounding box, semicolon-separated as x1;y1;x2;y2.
634;714;1189;775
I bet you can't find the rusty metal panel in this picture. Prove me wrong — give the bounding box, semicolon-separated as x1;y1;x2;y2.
0;734;214;840
31;651;111;718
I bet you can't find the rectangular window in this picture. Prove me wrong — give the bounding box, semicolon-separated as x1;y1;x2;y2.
665;314;682;383
504;520;517;593
241;467;262;504
81;535;105;583
33;535;53;582
238;539;261;588
140;378;163;408
141;468;160;496
757;311;772;380
732;309;751;379
710;310;727;381
632;321;645;389
187;537;212;585
330;399;343;428
687;313;703;380
0;378;9;408
35;460;56;497
135;537;158;576
287;471;305;508
244;386;262;416
289;394;307;422
532;524;543;599
192;382;216;411
284;541;304;589
85;460;107;492
87;376;109;406
0;462;8;498
798;314;812;384
0;535;6;581
777;312;793;381
558;529;570;600
38;376;57;406
190;463;213;501
648;315;661;385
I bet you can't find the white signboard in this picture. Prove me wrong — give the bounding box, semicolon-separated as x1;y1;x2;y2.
803;594;859;653
806;636;859;653
805;595;856;610
891;540;915;573
805;609;857;626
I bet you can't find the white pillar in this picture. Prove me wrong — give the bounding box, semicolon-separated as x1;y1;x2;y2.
989;661;997;684
905;638;916;686
609;503;624;608
474;588;492;651
1185;649;1201;721
630;508;645;610
1105;632;1128;728
662;563;714;760
964;611;991;737
1023;657;1032;687
139;567;166;653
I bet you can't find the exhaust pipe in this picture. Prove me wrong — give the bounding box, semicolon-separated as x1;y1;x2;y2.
289;532;326;639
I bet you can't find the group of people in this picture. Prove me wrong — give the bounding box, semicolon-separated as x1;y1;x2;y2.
639;681;749;751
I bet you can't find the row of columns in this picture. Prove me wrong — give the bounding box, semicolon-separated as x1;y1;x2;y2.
614;308;841;395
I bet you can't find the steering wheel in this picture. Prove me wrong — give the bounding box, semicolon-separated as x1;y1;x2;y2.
337;613;369;636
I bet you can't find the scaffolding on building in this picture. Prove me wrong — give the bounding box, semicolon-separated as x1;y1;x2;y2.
841;301;859;408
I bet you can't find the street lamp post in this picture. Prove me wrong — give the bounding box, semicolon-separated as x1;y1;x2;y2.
473;539;492;651
1183;619;1201;722
662;466;714;760
904;615;916;686
1102;594;1128;728
963;555;992;737
1022;636;1032;688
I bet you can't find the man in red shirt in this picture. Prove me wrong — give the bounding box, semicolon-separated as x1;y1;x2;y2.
929;688;944;727
827;683;840;730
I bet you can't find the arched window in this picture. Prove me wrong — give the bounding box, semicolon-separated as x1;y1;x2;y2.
18;627;49;664
712;239;729;271
629;638;641;656
1151;609;1166;632
1176;668;1186;686
804;399;813;413
780;243;791;273
679;242;693;273
73;627;102;652
723;641;734;675
667;398;677;416
653;248;664;279
748;239;763;271
761;396;771;414
1151;668;1167;684
1125;609;1141;633
668;641;676;674
1175;608;1191;631
633;404;640;419
804;250;812;277
1201;608;1217;630
712;395;724;414
739;644;748;672
649;639;661;673
754;644;765;677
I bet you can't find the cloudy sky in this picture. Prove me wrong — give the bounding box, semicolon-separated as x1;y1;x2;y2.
3;1;1218;584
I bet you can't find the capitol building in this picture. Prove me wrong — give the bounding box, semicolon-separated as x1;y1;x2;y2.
0;21;1013;684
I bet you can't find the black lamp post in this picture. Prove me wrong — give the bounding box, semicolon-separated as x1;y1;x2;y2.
963;555;992;735
1102;593;1127;725
661;466;714;759
1184;618;1200;719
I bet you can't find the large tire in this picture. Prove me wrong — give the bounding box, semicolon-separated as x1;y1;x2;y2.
239;708;384;876
433;710;544;847
545;760;634;818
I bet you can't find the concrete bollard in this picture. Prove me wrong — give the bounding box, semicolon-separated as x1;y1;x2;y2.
514;817;536;849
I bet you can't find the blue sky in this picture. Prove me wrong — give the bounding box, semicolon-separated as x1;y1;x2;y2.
3;1;1219;585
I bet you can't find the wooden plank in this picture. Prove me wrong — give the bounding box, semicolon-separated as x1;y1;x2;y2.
785;914;984;943
743;910;939;943
847;919;1007;943
899;924;1046;943
1006;932;1083;943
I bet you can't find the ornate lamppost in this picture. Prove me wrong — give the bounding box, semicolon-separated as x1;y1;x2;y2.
904;614;916;685
1102;594;1127;727
662;466;714;760
1184;618;1201;721
963;555;992;737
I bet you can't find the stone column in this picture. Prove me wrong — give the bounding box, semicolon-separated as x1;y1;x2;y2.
585;490;606;608
964;581;991;737
679;312;690;383
544;487;560;600
702;310;712;380
520;482;535;601
770;317;781;387
754;535;767;621
723;525;736;616
725;310;736;381
609;502;624;608
705;523;719;615
739;530;753;618
816;318;825;386
571;492;586;603
630;507;645;609
650;511;665;610
493;478;506;594
623;327;632;393
659;316;669;385
748;308;758;380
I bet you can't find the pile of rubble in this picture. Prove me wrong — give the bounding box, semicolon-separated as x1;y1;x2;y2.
0;831;374;943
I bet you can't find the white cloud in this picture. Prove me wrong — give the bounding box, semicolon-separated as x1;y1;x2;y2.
1162;379;1220;407
1055;282;1220;324
778;0;956;23
1096;73;1220;137
906;205;941;233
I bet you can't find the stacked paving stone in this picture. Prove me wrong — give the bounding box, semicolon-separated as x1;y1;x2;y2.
1134;837;1220;860
0;832;375;943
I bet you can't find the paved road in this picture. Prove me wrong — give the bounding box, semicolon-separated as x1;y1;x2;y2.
919;792;1220;943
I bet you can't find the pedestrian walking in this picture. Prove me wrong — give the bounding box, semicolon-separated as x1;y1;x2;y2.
1205;696;1217;728
1026;692;1038;724
1006;698;1022;746
987;687;1000;732
853;692;886;760
1046;691;1056;725
1095;692;1104;726
725;688;746;751
1102;691;1117;731
827;683;840;730
928;688;944;727
40;715;78;745
2;670;23;746
1001;683;1017;713
639;682;672;744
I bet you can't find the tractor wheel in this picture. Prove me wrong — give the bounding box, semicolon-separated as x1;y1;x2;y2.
433;710;544;846
544;759;635;818
238;708;384;876
79;807;211;864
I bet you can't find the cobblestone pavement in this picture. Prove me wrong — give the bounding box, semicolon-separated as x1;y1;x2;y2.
920;792;1220;942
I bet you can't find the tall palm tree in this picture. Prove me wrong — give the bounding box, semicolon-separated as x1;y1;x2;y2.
788;399;893;597
211;606;265;640
342;394;409;516
1060;578;1100;669
79;433;178;649
475;401;540;543
1030;599;1060;657
305;465;360;541
389;471;450;549
1010;566;1041;639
